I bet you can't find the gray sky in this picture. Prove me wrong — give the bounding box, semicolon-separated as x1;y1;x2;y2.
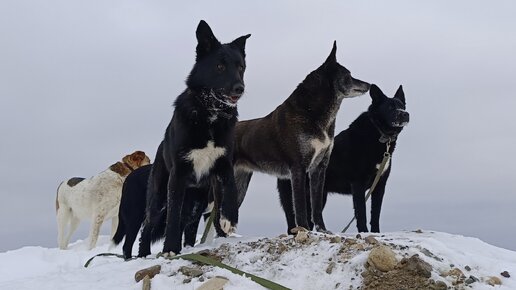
1;0;515;252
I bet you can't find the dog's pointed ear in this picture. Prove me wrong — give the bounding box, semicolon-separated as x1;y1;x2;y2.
369;84;385;104
394;85;405;104
196;20;221;59
230;34;251;57
324;41;337;66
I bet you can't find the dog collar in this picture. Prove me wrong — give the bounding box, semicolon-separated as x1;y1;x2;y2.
369;115;398;144
122;162;135;172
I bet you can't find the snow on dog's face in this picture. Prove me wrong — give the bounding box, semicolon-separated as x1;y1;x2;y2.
369;84;410;136
186;20;251;109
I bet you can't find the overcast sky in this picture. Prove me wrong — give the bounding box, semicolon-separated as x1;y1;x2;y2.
1;0;515;253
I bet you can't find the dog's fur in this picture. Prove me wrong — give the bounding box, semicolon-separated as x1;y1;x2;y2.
112;164;208;259
138;20;250;256
232;43;370;234
277;84;409;233
56;151;150;249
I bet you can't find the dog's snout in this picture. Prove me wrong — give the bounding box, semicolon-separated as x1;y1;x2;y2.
232;83;245;95
400;111;410;122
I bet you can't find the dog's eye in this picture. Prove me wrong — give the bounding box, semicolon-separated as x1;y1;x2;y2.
217;64;226;71
238;65;244;72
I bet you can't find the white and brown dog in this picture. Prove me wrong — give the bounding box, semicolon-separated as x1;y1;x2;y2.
56;151;150;250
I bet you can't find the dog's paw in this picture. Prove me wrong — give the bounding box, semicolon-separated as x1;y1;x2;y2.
315;225;332;235
219;215;237;235
159;251;177;259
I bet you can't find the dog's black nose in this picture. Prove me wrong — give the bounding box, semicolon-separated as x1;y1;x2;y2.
232;84;245;95
402;111;410;122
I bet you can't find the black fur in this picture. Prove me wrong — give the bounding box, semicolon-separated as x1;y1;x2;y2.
277;84;409;233
138;20;250;256
113;164;209;259
232;42;370;234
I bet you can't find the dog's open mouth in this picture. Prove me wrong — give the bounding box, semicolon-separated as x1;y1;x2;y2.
392;121;409;127
228;95;240;104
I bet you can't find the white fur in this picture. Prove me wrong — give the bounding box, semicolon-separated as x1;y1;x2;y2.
309;132;331;167
185;141;226;181
376;158;391;175
56;169;125;250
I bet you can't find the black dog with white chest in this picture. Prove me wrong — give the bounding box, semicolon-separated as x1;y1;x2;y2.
138;20;250;257
277;84;409;233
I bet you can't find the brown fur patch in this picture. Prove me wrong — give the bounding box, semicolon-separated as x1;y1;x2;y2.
122;150;151;170
67;177;85;187
110;161;131;177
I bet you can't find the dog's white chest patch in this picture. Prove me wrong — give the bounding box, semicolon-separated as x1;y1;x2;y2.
309;132;332;166
375;158;391;175
185;141;226;181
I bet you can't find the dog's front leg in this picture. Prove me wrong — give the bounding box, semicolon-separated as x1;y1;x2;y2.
277;178;297;234
213;157;238;236
162;169;187;256
351;182;368;232
370;174;388;233
309;164;329;233
290;167;310;232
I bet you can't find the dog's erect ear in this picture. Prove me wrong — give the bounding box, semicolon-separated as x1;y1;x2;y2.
324;41;337;66
196;20;221;59
369;84;386;104
394;85;405;104
230;34;251;57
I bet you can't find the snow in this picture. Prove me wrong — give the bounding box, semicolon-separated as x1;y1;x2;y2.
0;231;515;290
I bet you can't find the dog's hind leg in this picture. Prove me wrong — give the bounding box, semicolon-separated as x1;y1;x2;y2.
351;182;368;232
138;147;168;257
234;170;253;207
370;174;388;233
64;216;80;248
110;216;119;239
57;205;71;249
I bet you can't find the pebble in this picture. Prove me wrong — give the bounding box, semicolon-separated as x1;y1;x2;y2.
365;235;379;245
465;265;471;271
465;275;479;285
501;271;511;278
485;276;502;286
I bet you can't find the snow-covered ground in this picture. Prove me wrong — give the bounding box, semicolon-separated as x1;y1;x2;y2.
0;231;515;290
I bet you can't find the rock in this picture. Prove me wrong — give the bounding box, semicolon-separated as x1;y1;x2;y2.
445;268;465;279
365;235;379;245
278;234;288;239
399;254;432;278
465;265;472;271
356;234;362;239
433;280;448;290
135;265;162;282
329;236;342;243
196;276;229;290
179;266;203;278
291;226;308;234
326;261;336;274
485;276;502;286
465;275;479;285
413;229;423;234
501;271;511;278
295;230;309;243
367;245;398;272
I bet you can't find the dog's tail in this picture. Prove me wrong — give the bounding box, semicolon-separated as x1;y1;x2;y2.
55;182;64;213
112;216;125;245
